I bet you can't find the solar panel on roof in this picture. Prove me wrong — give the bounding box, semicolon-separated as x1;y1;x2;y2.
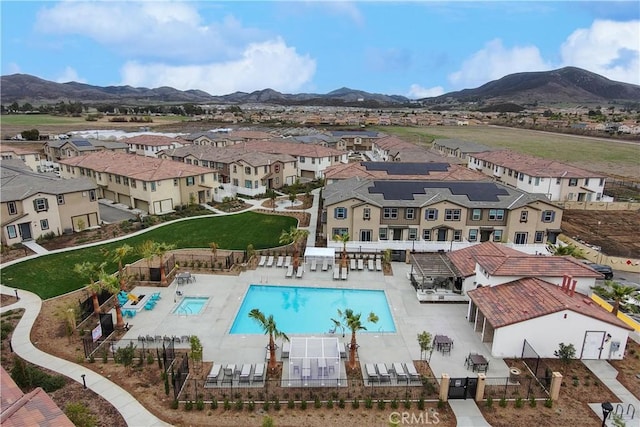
72;139;92;147
362;162;449;175
368;181;510;201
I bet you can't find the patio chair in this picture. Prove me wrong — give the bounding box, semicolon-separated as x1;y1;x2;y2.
258;255;267;267
205;363;222;387
322;260;329;271
333;266;340;280
285;265;294;278
341;268;348;280
144;301;155;310
276;256;284;268
365;363;378;384
358;258;364;270
266;256;275;267
377;363;391;382
404;362;421;382
138;335;146;343
350;258;356;271
284;256;292;268
296;267;304;278
376;259;382;271
239;364;252;383
181;335;190;343
253;363;265;383
392;362;408;383
368;259;374;270
310;259;317;271
281;341;290;358
145;335;155;342
150;292;161;301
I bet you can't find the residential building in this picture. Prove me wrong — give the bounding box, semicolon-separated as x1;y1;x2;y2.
373;135;453;163
1;160;100;245
0;145;42;172
323;177;563;252
468;149;607;202
122;134;187;157
431;139;495;162
328;130;382;152
182;130;273;147
58;151;219;214
44;138;128;162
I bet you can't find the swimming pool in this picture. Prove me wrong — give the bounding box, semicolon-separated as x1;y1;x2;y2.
230;285;396;334
173;296;209;315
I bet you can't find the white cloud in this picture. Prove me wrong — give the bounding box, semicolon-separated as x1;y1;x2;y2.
120;38;316;95
56;66;86;83
448;39;551;89
407;84;445;99
560;20;640;85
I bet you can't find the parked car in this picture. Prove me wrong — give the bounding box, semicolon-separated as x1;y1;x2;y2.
584;262;614;280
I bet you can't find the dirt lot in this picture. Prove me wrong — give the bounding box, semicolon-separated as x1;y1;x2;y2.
610;338;640;400
561;210;640;258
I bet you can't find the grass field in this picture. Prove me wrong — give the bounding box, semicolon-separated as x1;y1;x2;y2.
380;125;640;179
0;212;296;299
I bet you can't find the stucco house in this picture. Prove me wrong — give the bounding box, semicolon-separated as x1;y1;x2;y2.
467;277;631;360
44;138;129;162
122;134;187;157
431;139;495;162
1;160;100;245
0;145;43;172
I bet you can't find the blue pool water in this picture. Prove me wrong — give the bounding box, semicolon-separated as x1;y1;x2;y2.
230;285;396;334
173;296;209;315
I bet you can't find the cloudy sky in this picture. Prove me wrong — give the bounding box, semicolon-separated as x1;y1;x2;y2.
2;1;638;98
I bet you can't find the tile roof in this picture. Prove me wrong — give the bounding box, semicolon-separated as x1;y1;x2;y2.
432;138;495;153
0;146;39;155
374;135;453;162
446;242;526;277
471;149;604;178
122;134;182;146
1;366;74;427
58;151;214;181
467;277;631;330
475;254;603;278
323;161;488;181
163;139;342;159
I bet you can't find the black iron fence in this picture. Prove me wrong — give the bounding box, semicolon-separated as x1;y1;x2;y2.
521;340;553;394
78;290;111;322
173;355;190;400
484;375;549;401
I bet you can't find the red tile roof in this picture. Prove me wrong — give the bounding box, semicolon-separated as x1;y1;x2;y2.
1;366;74;427
475;255;603;278
59;151;214;181
446;242;525;277
467;277;631;329
122;135;181;146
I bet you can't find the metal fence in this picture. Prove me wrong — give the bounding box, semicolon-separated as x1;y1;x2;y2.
521;340;552;395
78;289;111;322
484;376;549;401
173;355;190;400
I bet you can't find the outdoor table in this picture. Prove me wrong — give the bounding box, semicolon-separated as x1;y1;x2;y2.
434;334;453;352
469;354;488;372
176;272;192;284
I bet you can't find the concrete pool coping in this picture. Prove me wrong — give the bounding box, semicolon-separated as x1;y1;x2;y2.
116;261;512;379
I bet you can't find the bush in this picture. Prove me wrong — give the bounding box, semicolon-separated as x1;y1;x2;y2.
352;398;360;409
515;397;524;408
486;396;493;408
314;397;322;409
210;398;218;410
499;398;507;408
223;398;231;411
234;399;243;411
262;416;275;427
170;400;179;410
288;399;295;409
437;398;445;409
273;397;280;411
365;398;373;409
262;400;270;411
1;321;14;340
300;399;307;410
529;397;537;408
10;358;66;392
417;397;425;410
184;400;193;411
196;399;205;411
377;399;386;410
390;399;399;409
403;399;411;409
326;399;333;409
247;400;255;411
338;398;345;409
65;402;97;427
544;398;553;408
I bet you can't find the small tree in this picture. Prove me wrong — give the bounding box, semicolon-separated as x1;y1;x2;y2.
554;342;576;373
249;309;289;372
190;336;203;371
209;242;219;262
115;342;136;372
592;280;638;316
266;189;277;212
331;308;378;370
547;242;585;258
279;227;309;273
65;402;97;427
289;191;296;206
154;242;176;286
108;244;134;289
333;233;350;270
73;261;106;318
417;331;433;361
99;270;125;330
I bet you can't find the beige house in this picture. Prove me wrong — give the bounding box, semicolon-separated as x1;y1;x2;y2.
122;135;187;157
323;177;563;251
431;139;495;162
58;151;219;215
1;160;100;245
373;135;465;163
0;145;42;172
328;130;382;152
183;130;273;147
44;138;129;162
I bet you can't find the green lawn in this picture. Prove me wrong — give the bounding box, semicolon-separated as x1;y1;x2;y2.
0;212;296;299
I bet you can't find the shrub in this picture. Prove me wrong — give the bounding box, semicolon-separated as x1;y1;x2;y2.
262;416;275;427
403;399;411;409
247;400;255;411
0;321;14;340
390;399;399;409
529;397;537;408
170;400;179;410
326;399;333;409
196;399;205;411
184;400;193;411
262;400;270;411
64;402;97;427
300;399;307;410
314;397;322;409
499;398;507;408
223;398;231;411
273;397;280;411
437;398;445;409
417;397;425;410
352;398;360;409
544;398;553;408
377;399;386;410
234;399;243;411
486;397;493;408
10;358;66;392
338;398;345;409
515;397;524;408
288;399;295;409
210;399;218;410
365;398;373;409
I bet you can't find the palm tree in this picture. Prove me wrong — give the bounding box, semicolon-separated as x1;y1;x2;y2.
154;242;176;286
137;240;156;281
248;309;289;372
547;242;585;258
279;226;310;272
110;244;134;289
99;270;126;330
209;241;219;264
73;261;106;317
593;280;638;316
333;233;350;270
331;308;378;370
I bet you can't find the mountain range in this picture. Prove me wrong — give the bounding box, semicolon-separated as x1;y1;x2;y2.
2;67;639;109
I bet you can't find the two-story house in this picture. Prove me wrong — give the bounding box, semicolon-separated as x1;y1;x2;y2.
431;139;495;162
58;151;219;214
122;135;187;157
328;130;382;152
1;160;100;245
44;138;129;162
372;135;455;163
323;177;563;252
0;145;43;172
468;150;607;202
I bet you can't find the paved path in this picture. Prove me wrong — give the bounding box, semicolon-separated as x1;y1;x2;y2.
448;400;492;426
21;240;48;255
0;285;171;427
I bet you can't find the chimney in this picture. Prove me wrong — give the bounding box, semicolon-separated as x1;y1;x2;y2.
561;275;568;292
570;279;577;297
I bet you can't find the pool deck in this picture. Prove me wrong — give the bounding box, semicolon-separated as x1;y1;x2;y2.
117;261;512;379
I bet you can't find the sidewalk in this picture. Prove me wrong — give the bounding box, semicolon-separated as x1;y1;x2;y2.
448;400;492;427
0;285;171;427
584;359;640;426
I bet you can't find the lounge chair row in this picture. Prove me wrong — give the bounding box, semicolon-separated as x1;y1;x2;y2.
349;258;382;271
258;255;292;268
205;362;265;386
285;266;304;279
365;362;420;384
332;265;348;280
138;334;190;344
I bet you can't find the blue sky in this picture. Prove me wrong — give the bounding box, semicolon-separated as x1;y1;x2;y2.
2;1;639;98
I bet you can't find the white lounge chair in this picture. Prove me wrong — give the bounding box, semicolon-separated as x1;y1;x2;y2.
310;259;317;271
377;363;391;382
341;268;348;280
296;267;304;278
333;266;340;280
276;256;284;268
258;256;267;267
376;259;382;271
284;256;292;268
282;341;290;358
285;265;294;278
357;258;364;270
368;259;374;270
339;342;347;358
350;258;356;271
239;364;252;383
266;256;275;267
322;260;329;271
365;363;378;384
205;363;222;387
253;363;265;383
392;362;408;383
404;362;421;382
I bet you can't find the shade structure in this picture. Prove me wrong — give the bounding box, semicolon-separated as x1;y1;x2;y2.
287;337;341;386
304;247;336;265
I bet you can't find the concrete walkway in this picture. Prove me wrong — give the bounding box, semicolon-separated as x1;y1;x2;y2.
448;401;492;427
21;240;49;255
0;286;171;426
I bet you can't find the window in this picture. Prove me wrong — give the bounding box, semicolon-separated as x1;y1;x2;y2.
556;178;561;184
493;230;503;242
311;158;315;164
383;208;398;219
109;174;113;182
40;219;49;230
143;182;147;191
360;230;372;241
115;175;121;184
150;182;156;192
567;193;574;200
186;176;195;186
333;228;348;237
508;169;513;177
534;231;544;243
244;180;252;189
7;225;17;239
334;207;347;219
514;232;528;244
599;178;604;186
541;210;555;222
33;198;48;212
299;156;306;163
174;179;179;186
131;180;136;188
520;211;528;222
471;209;481;220
7;201;17;214
274;164;281;173
201;174;205;183
379;228;388;240
444;209;461;221
569;178;578;186
405;208;415;220
422;229;431;241
245;167;251;175
123;177;129;185
453;230;462;241
89;190;96;201
363;208;371;220
425;209;438;220
488;209;505;220
518;173;524;181
468;229;478;242
408;228;418;240
233;165;237;173
232;178;239;186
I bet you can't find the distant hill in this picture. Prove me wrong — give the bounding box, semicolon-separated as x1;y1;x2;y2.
2;67;639;108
